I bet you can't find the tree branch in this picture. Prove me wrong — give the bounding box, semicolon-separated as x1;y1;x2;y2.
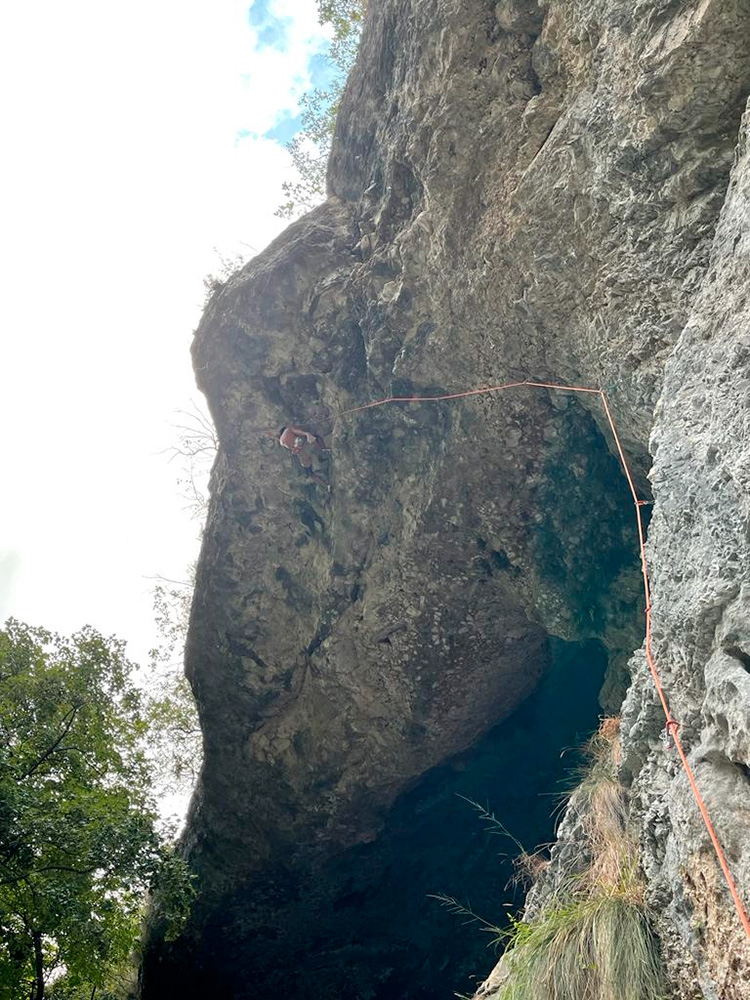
1;862;101;885
18;706;80;780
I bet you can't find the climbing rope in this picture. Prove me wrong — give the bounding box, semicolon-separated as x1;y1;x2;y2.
338;378;750;942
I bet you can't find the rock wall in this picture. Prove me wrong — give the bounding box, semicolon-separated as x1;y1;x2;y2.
141;1;750;997
620;99;750;999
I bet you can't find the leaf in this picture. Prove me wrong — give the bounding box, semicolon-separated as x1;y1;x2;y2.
0;621;194;999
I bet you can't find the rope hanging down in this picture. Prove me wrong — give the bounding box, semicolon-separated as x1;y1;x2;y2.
339;378;750;942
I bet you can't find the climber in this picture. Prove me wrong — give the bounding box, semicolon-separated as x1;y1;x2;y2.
279;425;329;487
279;425;318;454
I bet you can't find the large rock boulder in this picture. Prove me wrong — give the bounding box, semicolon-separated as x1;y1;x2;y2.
141;1;750;997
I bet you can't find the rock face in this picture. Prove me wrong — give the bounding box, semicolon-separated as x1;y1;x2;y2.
141;1;750;998
619;102;750;999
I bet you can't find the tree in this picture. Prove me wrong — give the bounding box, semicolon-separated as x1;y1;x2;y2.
276;0;367;218
147;404;214;799
144;578;202;798
317;0;367;65
0;621;193;1000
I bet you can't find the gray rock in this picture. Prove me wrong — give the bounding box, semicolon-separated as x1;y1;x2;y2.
621;99;750;1000
141;1;750;997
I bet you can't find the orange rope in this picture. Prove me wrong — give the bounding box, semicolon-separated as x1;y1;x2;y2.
337;378;750;941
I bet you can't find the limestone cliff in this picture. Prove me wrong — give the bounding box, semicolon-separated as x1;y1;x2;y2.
141;1;750;998
619;101;750;998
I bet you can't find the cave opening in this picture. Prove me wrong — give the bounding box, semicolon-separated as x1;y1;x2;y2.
318;638;609;1000
213;637;611;1000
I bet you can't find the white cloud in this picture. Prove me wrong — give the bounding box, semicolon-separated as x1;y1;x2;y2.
0;0;328;663
235;18;333;141
0;551;21;622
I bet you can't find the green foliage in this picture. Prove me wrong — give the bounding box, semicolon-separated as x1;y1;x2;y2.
202;245;256;302
0;621;194;1000
143;669;201;793
429;894;505;947
492;896;666;1000
457;720;668;1000
491;724;666;999
456;796;551;890
145;577;202;797
276;1;367;218
316;0;366;69
276;91;339;219
456;796;527;856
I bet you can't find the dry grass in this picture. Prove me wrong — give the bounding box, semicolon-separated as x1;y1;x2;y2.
494;895;666;1000
571;718;638;898
511;847;551;889
475;717;666;1000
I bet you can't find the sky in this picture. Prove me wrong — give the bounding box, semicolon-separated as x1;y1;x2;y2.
0;0;334;665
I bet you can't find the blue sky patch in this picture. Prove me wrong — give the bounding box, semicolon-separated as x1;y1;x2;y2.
235;128;260;145
258;22;288;50
264;112;303;145
308;52;340;91
247;0;291;52
247;0;271;27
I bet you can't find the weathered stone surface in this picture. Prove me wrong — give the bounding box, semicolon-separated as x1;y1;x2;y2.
478;54;750;1000
141;1;750;997
619;99;750;1000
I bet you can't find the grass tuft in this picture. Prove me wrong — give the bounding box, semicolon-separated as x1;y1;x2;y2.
494;894;666;1000
472;717;667;1000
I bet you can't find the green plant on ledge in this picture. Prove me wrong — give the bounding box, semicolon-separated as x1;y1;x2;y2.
474;718;668;1000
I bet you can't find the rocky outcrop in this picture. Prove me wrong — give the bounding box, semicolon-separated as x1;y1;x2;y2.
141;1;750;998
485;86;750;1000
619;100;750;1000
